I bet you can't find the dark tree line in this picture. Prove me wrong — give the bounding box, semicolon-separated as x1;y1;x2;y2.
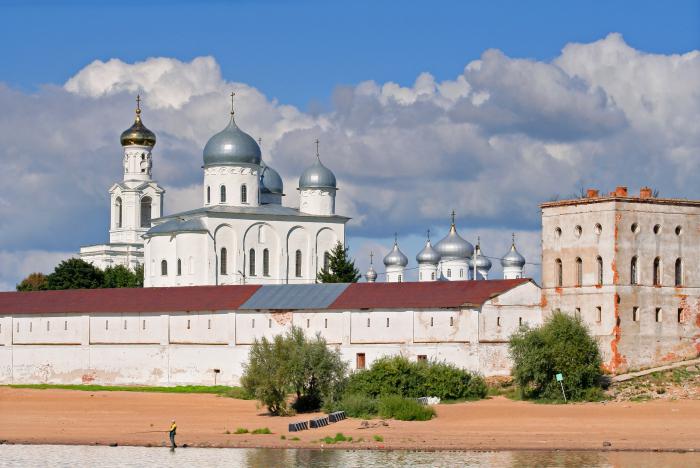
16;258;144;291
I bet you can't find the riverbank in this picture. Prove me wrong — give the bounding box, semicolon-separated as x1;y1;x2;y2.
0;387;698;452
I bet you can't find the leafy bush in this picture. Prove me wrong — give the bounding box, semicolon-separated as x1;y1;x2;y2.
324;393;379;418
241;326;347;415
251;427;272;434
234;428;248;434
378;395;435;421
345;356;487;400
373;435;383;442
509;311;603;401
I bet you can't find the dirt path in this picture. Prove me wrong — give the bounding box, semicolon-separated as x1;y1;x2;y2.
0;387;698;451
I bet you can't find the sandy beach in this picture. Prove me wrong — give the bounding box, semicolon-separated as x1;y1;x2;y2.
0;387;698;452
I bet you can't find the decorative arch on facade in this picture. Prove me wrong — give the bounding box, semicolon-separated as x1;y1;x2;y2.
140;196;152;228
243;222;280;281
286;226;310;281
315;227;338;275
214;224;237;283
115;197;123;228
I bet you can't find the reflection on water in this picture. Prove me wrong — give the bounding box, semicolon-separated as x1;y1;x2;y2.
0;445;697;468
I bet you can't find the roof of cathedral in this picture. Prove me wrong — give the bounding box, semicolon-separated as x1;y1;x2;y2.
0;279;533;314
203;115;261;166
145;217;208;236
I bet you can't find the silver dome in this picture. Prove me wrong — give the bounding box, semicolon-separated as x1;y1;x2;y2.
435;224;474;259
501;242;526;268
416;239;441;264
260;162;284;194
299;156;337;189
383;241;408;267
469;247;492;270
203;115;261;166
365;265;377;282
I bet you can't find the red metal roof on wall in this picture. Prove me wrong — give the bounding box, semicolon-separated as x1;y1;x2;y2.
328;279;531;309
0;285;261;314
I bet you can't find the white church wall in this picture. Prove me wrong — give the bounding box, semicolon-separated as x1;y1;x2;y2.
169;311;230;344
203;166;260;207
293;311;345;344
350;311;413;344
413;309;475;343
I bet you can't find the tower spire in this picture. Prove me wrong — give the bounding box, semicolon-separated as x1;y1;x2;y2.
427;229;431;241
230;91;235;116
450;209;456;227
315;138;320;159
512;232;516;246
370;251;374;265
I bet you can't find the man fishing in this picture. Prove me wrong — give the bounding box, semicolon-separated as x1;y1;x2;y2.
169;419;177;449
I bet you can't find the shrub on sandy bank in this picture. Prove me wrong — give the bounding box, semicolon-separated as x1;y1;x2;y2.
325;393;434;421
509;311;603;402
240;326;347;415
345;356;487;401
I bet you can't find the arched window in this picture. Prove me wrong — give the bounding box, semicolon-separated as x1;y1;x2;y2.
555;259;562;287
653;257;661;286
630;256;638;285
220;248;227;275
241;184;248;204
220;185;227;203
115;197;123;228
206;186;211;204
575;257;583;287
161;260;168;276
249;249;256;276
596;256;603;286
323;252;330;272
295;250;302;277
447;268;452;278
177;259;182;276
675;258;682;287
263;248;270;276
140;196;152;227
431;272;435;280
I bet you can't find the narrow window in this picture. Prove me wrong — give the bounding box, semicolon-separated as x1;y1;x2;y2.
678;308;684;323
30;322;32;332
386;317;390;327
459;268;463;278
367;318;370;327
206;186;211;204
430;317;434;327
208;319;211;330
555;259;563;287
575;307;581;319
177;259;182;276
356;353;366;370
47;321;50;331
105;320;109;330
417;355;427;362
187;319;190;330
241;184;247;204
447;268;452;278
16;322;19;333
142;320;146;330
675;258;682;287
655;308;662;323
295;250;302;277
497;317;501;327
220;185;227;203
653;257;661;286
630;256;638;285
161;260;168;276
64;321;68;331
220;248;227;275
115;197;123;228
263;249;270;276
252;318;255;328
449;316;454;326
633;307;640;322
519;317;523;326
249;249;256;276
398;274;402;282
140;196;152;227
575;257;583;287
306;318;310;328
653;224;661;234
268;318;272;328
596;306;602;323
323;252;330;272
431;272;435;280
596;256;603;286
324;318;328;329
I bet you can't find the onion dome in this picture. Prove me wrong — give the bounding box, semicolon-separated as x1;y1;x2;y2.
383;238;408;267
501;235;526;268
365;265;377;283
260;162;284;194
120;96;156;147
203;113;261;166
416;239;441;265
299;140;337;189
470;244;492;271
435;214;474;260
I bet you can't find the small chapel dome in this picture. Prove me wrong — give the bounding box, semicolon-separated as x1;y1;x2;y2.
120;97;156;147
260;162;284;194
203;114;261;166
365;264;377;282
299;140;337;190
383;240;408;267
469;246;492;271
501;239;526;268
435;219;474;259
416;239;441;264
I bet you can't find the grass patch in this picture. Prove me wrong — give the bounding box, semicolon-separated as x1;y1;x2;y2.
291;437;300;441
7;384;252;399
234;428;249;434
321;433;352;445
373;435;383;442
251;427;272;434
378;395;435;421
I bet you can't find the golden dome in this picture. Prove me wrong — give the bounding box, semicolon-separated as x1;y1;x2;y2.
120;96;156;147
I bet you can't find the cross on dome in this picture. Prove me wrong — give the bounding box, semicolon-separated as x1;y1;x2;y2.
230;91;235;116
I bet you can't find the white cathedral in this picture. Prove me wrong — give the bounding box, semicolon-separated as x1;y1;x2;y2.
80;97;526;285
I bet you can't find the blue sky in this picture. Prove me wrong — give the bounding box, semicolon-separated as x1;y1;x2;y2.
0;1;698;289
2;0;698;110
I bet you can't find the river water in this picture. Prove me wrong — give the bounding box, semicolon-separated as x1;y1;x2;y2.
0;445;697;467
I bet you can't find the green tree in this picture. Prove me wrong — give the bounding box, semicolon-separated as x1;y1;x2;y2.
508;311;603;401
240;326;347;415
103;264;144;288
16;272;48;291
316;241;360;283
46;258;104;290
